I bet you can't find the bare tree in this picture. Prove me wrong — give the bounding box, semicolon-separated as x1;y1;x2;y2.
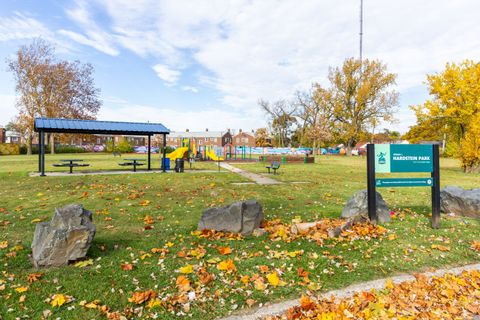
259;99;297;147
294;88;333;154
7;38;101;154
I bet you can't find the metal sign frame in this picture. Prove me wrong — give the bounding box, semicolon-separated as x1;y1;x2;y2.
367;144;440;228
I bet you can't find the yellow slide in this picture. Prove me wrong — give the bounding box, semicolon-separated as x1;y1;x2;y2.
167;147;188;160
206;148;223;161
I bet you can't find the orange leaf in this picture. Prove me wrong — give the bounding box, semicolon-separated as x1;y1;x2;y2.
121;263;134;271
217;246;232;255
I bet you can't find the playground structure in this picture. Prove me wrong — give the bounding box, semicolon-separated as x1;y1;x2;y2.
166;138;224;162
165;141;315;164
223;144;254;161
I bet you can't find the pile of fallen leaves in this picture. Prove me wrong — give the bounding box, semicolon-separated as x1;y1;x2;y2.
191;229;243;240
268;270;480;319
263;219;388;244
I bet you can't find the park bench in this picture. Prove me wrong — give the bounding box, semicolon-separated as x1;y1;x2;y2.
265;161;280;175
52;162;90;174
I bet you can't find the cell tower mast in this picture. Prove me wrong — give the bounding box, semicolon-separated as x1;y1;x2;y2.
359;0;364;64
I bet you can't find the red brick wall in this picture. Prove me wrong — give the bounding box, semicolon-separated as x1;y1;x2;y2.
233;132;255;147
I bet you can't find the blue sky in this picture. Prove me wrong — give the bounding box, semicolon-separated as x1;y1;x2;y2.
0;0;479;133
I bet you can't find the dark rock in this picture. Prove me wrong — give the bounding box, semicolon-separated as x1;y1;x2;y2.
198;200;264;235
440;186;480;218
31;204;96;268
341;190;391;223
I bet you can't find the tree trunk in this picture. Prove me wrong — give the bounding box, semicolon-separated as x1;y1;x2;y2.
50;133;55;154
27;134;32;155
464;163;480;173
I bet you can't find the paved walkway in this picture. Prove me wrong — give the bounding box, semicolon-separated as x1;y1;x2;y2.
222;263;480;320
219;162;283;185
29;169;221;177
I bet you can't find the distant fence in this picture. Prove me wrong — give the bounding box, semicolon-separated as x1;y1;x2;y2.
0;143;20;155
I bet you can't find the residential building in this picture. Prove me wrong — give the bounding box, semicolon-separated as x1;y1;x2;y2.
232;129;256;147
5;131;22;144
0;127;5;143
162;129;233;148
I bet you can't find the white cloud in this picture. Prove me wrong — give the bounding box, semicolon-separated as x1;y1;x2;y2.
0;12;52;41
4;0;480;132
98;99;263;132
181;86;199;93
152;64;181;86
60;0;119;56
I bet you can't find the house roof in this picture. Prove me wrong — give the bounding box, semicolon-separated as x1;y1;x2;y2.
168;131;225;138
34;118;170;135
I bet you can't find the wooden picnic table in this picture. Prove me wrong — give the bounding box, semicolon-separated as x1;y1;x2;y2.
119;158;146;172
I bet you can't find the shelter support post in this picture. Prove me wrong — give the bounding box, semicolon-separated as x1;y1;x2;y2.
431;144;440;229
40;130;46;177
366;144;377;224
38;134;41;172
148;135;151;171
162;133;167;173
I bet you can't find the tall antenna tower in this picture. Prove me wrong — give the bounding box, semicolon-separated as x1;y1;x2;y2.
359;0;364;64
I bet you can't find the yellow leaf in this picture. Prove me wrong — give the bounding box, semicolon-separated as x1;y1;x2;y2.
0;240;8;249
266;272;280;287
179;264;194;274
31;218;42;223
147;298;162;309
254;278;265;291
15;286;28;293
74;259;93;268
217;259;236;272
207;257;221;264
385;279;394;290
84;300;100;309
51;294;66;307
166;242;174;247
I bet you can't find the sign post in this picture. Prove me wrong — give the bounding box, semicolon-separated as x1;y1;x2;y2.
366;144;440;228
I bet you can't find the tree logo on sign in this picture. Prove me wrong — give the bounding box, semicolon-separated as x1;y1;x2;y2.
377;152;387;165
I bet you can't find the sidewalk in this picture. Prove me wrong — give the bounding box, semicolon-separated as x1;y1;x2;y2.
221;263;480;320
219;162;283;185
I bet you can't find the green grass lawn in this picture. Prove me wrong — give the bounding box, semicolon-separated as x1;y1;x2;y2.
0;153;219;174
0;154;478;319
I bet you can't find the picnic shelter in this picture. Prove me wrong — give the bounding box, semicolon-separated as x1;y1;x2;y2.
34;118;170;176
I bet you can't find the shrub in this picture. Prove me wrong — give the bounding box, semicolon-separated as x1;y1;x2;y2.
116;138;133;153
19;144;87;154
0;143;20;155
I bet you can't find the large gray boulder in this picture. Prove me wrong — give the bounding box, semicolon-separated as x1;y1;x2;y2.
440;186;480;218
341;190;391;223
198;200;264;235
31;204;96;268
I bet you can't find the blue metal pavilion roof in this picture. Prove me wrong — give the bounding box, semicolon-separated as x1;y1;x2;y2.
34;118;170;135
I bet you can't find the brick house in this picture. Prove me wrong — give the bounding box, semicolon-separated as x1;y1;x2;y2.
0;127;5;143
162;129;232;148
232;130;256;147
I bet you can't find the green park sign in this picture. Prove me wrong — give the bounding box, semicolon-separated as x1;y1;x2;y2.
375;177;434;188
366;144;441;229
374;144;433;173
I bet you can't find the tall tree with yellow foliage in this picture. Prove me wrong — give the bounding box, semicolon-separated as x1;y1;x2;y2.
313;58;398;154
409;60;480;172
